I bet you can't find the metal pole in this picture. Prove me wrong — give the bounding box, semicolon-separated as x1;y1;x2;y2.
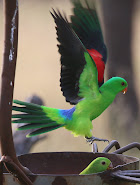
0;0;33;184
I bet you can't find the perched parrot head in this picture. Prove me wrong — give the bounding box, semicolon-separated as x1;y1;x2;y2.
91;157;113;172
80;157;113;175
100;77;128;95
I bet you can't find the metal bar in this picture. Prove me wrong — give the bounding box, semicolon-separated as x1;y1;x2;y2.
0;0;18;163
121;170;140;173
0;161;4;185
92;143;98;153
0;0;33;184
102;140;120;153
1;156;34;184
113;142;140;154
112;171;140;184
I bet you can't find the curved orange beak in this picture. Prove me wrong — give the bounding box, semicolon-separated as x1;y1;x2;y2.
107;162;113;170
122;87;128;94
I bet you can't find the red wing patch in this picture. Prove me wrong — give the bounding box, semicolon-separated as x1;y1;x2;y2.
87;49;105;84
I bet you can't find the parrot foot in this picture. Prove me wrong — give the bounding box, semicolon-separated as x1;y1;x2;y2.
86;136;109;144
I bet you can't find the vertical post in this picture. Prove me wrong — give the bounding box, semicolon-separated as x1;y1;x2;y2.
0;0;18;163
0;0;33;184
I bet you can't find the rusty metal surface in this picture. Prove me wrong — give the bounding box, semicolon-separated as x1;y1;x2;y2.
2;152;139;185
17;152;139;174
3;172;138;185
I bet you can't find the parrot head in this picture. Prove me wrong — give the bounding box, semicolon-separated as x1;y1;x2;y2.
93;157;113;173
80;157;113;175
113;77;128;94
100;77;128;95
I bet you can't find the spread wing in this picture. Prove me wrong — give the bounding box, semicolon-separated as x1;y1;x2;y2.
70;0;107;86
71;0;107;62
51;10;99;104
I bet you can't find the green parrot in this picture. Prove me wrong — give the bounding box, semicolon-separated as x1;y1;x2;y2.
12;1;128;143
79;157;113;175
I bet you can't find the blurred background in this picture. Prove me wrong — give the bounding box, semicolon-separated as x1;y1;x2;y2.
0;0;139;157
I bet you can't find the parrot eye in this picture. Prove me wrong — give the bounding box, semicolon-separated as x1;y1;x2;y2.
102;161;106;165
121;82;125;86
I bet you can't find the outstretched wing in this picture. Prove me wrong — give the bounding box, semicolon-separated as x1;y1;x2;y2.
70;0;107;86
51;10;99;104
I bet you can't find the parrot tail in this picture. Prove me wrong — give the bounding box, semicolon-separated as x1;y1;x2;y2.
12;100;65;137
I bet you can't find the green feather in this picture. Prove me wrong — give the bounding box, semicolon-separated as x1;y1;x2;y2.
12;99;66;136
71;0;104;43
78;52;98;98
13;100;43;111
12;114;46;119
12;106;45;115
27;124;65;137
12;117;54;124
17;122;59;130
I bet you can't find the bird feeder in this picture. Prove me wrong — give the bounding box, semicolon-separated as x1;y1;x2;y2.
2;141;140;185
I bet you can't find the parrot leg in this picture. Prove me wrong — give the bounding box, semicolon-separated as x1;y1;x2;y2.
86;136;109;144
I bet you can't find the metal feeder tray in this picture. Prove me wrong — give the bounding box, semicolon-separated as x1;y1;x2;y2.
2;140;140;185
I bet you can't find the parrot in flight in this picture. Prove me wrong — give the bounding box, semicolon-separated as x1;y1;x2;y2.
79;157;113;175
12;0;128;143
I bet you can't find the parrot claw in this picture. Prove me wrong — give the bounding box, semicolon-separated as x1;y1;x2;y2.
86;136;109;144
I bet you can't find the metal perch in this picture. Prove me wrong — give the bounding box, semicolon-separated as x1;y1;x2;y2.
93;141;140;183
102;140;121;153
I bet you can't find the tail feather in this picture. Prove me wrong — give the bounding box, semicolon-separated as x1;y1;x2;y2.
12;117;55;124
27;124;65;137
13;100;43;111
12;114;46;119
12;100;66;137
17;122;60;130
13;106;45;115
